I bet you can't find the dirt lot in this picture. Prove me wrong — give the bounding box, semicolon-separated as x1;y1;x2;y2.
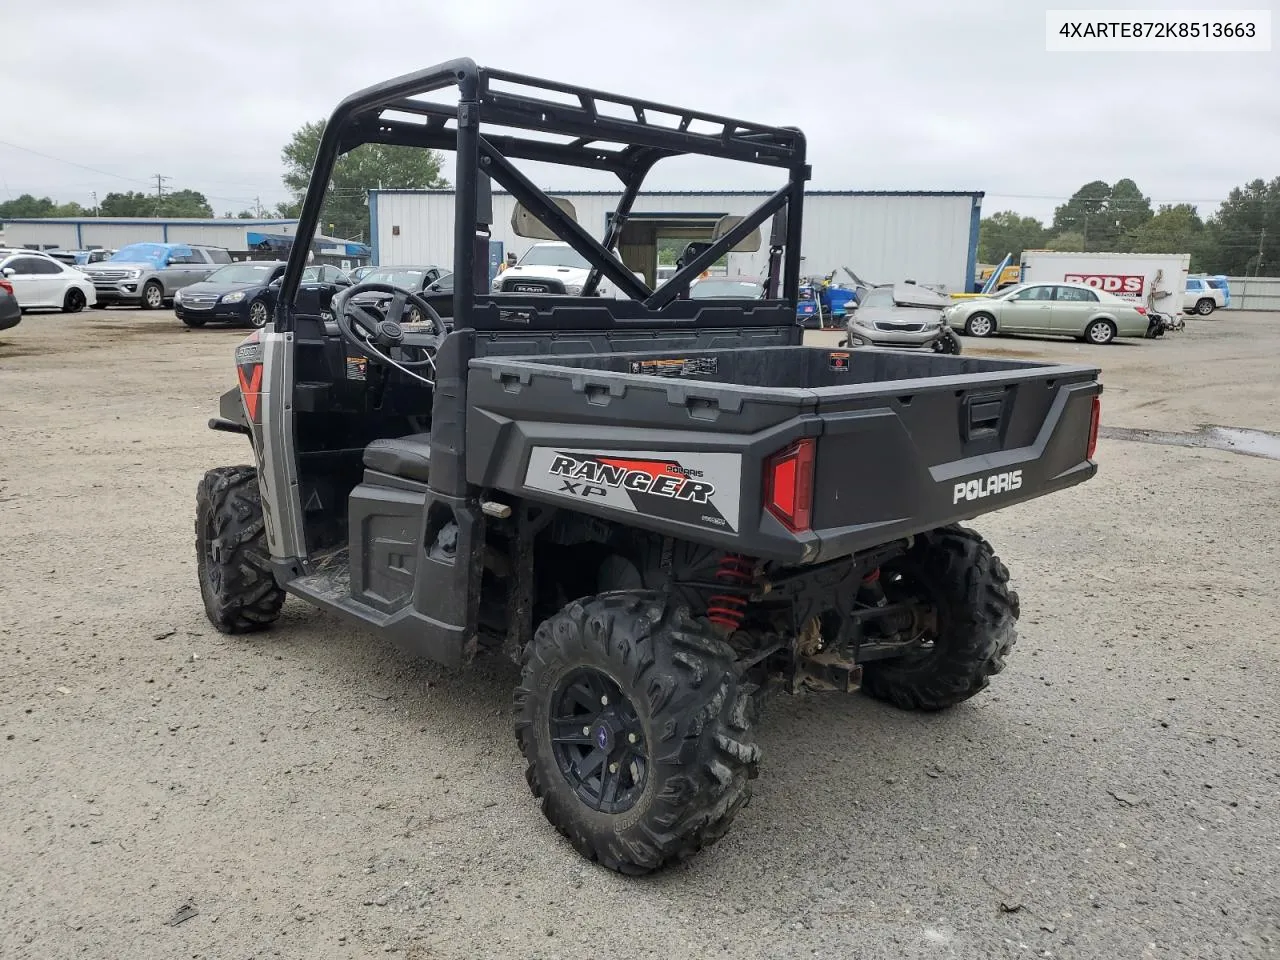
2;308;1278;960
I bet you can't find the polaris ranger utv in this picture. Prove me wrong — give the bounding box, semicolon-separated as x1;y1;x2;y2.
197;59;1103;875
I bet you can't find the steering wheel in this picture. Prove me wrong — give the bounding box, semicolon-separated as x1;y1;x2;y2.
331;282;447;384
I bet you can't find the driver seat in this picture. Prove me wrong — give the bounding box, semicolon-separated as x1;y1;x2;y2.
363;433;432;483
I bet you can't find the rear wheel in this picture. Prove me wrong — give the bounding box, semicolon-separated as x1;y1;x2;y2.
515;592;759;874
62;288;87;313
964;313;995;337
140;281;164;310
1085;319;1117;344
1195;298;1215;316
195;466;285;634
862;525;1019;711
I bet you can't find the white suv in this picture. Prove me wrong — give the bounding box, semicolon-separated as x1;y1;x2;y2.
1184;277;1226;316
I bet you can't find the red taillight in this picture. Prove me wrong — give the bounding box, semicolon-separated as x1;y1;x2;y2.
0;279;12;295
764;437;816;532
1135;306;1147;315
1087;395;1101;460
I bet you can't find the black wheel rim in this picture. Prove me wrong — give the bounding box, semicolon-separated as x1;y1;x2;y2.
550;668;648;815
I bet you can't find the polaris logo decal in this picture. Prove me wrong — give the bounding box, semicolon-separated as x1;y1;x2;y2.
549;455;715;504
953;469;1022;504
524;448;743;532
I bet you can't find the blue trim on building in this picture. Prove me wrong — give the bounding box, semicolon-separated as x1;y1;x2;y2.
75;223;83;248
0;217;297;227
965;196;982;293
162;223;169;242
371;189;986;199
369;189;380;265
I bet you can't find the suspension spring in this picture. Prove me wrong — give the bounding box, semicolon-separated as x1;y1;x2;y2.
707;553;755;632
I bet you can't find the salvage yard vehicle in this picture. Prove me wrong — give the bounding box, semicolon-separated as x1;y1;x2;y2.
0;249;97;312
1184;276;1225;315
944;281;1154;344
196;59;1103;875
83;242;231;309
177;263;351;329
0;278;21;330
843;281;961;354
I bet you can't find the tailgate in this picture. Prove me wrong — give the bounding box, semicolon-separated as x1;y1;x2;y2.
805;363;1101;562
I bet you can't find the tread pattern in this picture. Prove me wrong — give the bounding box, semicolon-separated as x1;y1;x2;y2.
862;525;1019;711
514;592;759;875
195;465;285;634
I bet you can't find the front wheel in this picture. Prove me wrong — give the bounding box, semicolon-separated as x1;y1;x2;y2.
246;298;270;328
515;592;759;875
62;288;87;313
140;281;164;310
195;466;285;634
964;313;995;337
862;525;1019;711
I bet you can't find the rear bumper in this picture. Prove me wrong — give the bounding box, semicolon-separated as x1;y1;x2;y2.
0;295;21;330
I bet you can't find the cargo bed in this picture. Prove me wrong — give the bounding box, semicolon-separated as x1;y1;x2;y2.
467;345;1101;563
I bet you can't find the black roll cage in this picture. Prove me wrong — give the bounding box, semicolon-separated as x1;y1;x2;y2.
277;57;810;332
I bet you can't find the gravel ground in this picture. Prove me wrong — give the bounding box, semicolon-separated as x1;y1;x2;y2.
1;308;1278;959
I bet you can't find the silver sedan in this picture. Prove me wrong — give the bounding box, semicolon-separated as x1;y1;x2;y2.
943;282;1152;345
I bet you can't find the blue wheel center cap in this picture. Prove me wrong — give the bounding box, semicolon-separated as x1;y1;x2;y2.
594;725;611;751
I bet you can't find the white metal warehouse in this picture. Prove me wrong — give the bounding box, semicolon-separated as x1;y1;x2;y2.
0;217;301;252
371;190;983;293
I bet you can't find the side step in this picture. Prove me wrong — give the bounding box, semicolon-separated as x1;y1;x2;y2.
283;547;468;667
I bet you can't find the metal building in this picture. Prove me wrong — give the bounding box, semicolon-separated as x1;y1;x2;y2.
371;189;983;293
0;217;302;253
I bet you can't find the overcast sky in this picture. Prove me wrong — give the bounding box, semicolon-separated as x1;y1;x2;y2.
2;0;1276;223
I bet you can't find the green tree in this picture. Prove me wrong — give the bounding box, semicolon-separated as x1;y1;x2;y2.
1198;177;1280;275
1107;178;1153;249
281;120;449;240
978;211;1048;263
98;188;212;218
1126;204;1203;257
236;210;257;219
1052;180;1111;246
0;194;85;218
1045;230;1086;252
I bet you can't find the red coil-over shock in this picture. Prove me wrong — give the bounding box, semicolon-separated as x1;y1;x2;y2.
707;553;755;631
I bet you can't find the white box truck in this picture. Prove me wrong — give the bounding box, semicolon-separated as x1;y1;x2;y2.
1019;251;1191;319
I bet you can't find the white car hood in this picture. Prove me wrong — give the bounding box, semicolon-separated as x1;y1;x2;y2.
503;264;589;284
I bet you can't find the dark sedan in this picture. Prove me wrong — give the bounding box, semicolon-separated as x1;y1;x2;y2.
351;265;452;324
175;262;351;328
0;278;21;331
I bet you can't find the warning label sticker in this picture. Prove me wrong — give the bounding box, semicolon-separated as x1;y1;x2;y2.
828;351;851;372
628;356;719;378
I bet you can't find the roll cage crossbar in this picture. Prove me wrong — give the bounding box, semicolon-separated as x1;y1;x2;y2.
278;58;809;331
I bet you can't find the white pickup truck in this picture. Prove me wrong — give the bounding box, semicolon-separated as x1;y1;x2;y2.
1184;277;1227;315
490;241;643;297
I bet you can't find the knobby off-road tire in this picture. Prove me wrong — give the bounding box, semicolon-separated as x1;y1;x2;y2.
515;592;759;875
862;525;1019;711
195;465;285;634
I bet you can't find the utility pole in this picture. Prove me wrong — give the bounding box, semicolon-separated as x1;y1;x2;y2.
254;196;263;218
154;174;170;215
91;191;98;216
1257;228;1267;277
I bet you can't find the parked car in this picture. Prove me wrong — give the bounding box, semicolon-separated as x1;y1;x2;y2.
349;265;377;283
353;265;452;323
47;249;114;267
1185;277;1226;315
176;262;352;328
944;281;1150;345
842;282;956;351
82;242;231;309
0;278;21;331
489;241;642;297
0;249;97;312
688;275;765;299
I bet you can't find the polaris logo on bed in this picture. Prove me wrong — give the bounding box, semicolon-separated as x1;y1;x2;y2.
549;455;716;504
953;469;1022;504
